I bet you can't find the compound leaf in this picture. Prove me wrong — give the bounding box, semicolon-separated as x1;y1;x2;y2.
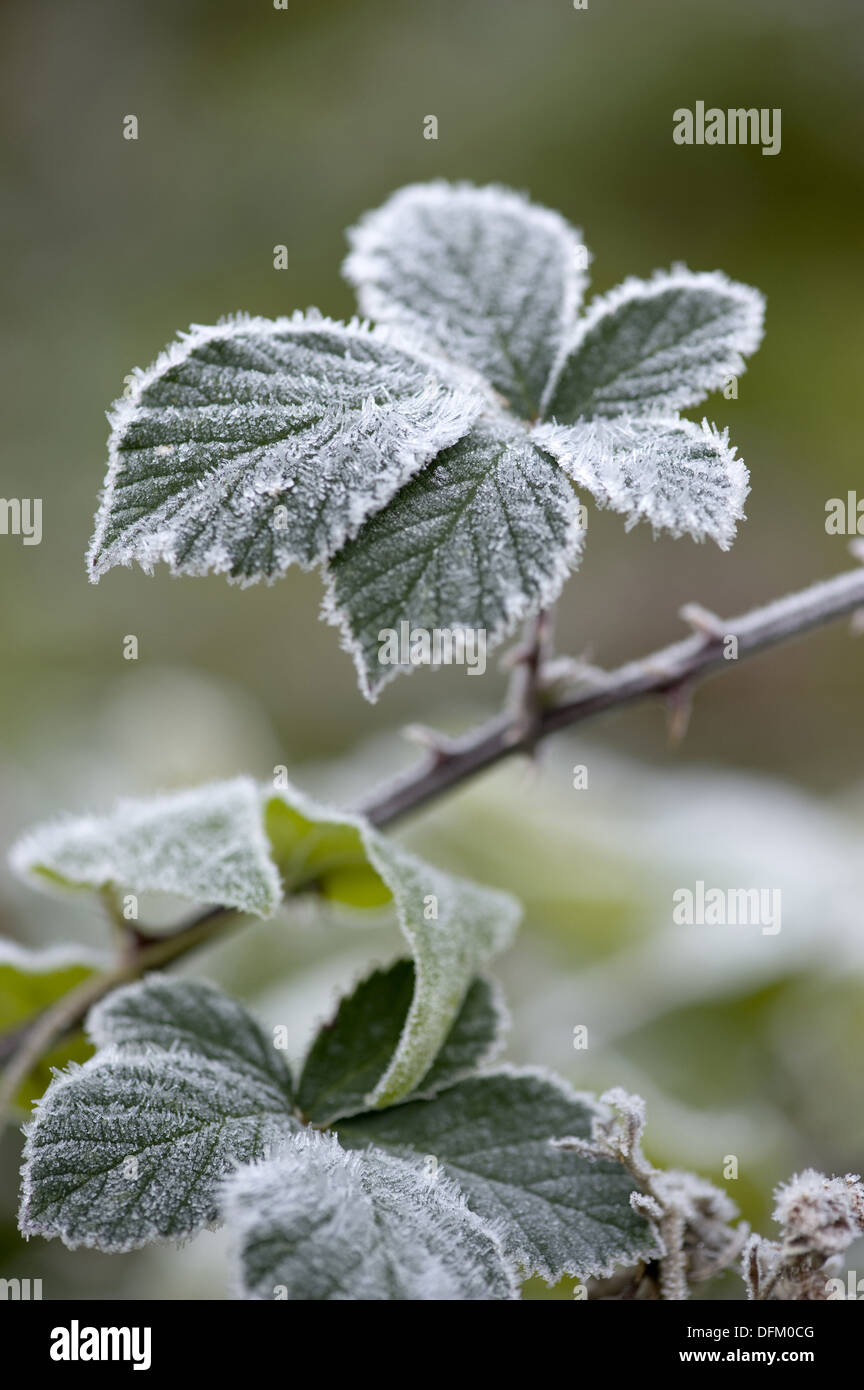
11;777;520;1115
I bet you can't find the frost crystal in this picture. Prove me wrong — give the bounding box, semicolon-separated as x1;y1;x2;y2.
534;415;749;548
345;181;589;419
223;1130;518;1300
555;1087;746;1299
10;775;520;1112
20;1044;298;1252
9;777;282;918
89;975;295;1093
82;184;767;698
772;1169;864;1252
325;417;586;699
338;1069;660;1283
543;267;765;421
88;312;482;584
743;1169;864;1300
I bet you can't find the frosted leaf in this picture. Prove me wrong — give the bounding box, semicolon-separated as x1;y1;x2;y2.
324;418;585;700
263;787;391;908
0;942;103;1030
409;974;506;1101
345;181;589;419
534;415;749;548
88;312;483;584
10;772;517;1107
296;962;506;1125
0;942;106;1112
9;778;282;918
20;1046;298;1252
89;976;294;1096
359;835;520;1107
267;781;520;1108
337;1069;660;1282
223;1130;517;1300
543;268;764;421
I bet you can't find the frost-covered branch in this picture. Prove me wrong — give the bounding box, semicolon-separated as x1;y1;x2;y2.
362;556;864;825
3;558;863;1108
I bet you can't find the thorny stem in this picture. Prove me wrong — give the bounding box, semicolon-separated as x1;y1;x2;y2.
361;556;864;825
2;556;864;1113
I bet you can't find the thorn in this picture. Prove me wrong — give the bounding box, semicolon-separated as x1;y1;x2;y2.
850;539;864;565
679;602;725;640
665;683;694;745
500;609;554;673
401;724;456;764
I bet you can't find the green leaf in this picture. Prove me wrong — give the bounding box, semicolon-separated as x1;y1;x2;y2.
20;979;297;1252
324;418;585;700
223;1130;518;1300
88;312;482;583
345;182;589;420
544;268;764;423
357;835;520;1107
534;415;749;548
12;777;520;1111
263;791;391;909
89;976;294;1095
9;778;283;918
337;1070;661;1283
266;783;520;1107
0;944;104;1112
296;962;506;1125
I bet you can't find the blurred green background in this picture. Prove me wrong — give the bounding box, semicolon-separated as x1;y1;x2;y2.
1;0;863;1298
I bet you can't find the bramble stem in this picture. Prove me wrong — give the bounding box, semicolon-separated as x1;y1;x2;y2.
3;556;863;1111
361;558;864;826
